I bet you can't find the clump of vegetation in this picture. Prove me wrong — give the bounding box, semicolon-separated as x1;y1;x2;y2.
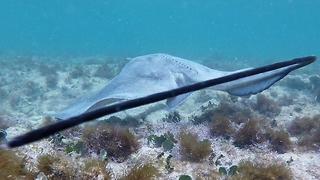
251;94;281;117
148;132;177;151
0;148;35;179
8;94;21;110
120;163;160;180
233;117;292;153
266;129;292;154
179;174;192;180
82;80;93;90
218;165;238;176
298;128;320;149
194;97;291;153
193;99;252;125
37;152;79;179
309;75;320;89
283;76;312;91
82;123;140;162
38;63;58;76
214;99;244;116
192;100;230;125
93;62;119;79
293;106;303;113
52;61;67;72
288;115;320;149
277;94;295;106
39;116;57;127
178;128;211;162
233;118;265;148
37;152;111;179
24;80;41;97
309;75;320;102
234;158;293;180
37;154;56;177
210;114;235;139
45;75;58;89
192;108;215;124
213;154;224;166
163;111;181;123
165;154;174;173
102;115;142;127
155;153;174;173
230;111;252;125
288;116;317;136
82;158;111;179
69;65;85;79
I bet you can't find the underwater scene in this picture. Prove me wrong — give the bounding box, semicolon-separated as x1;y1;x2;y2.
1;1;320;180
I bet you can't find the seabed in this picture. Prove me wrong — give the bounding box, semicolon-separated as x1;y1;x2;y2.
1;55;320;179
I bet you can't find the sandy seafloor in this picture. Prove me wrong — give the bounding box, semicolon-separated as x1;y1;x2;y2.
1;54;320;180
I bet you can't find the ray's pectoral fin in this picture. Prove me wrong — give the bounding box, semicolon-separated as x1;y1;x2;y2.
222;60;305;96
166;92;193;108
86;98;124;112
226;74;285;96
53;97;123;120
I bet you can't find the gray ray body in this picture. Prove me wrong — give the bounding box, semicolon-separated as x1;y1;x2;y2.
54;53;305;120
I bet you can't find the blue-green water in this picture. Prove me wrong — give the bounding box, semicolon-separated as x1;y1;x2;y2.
0;1;319;60
1;2;320;179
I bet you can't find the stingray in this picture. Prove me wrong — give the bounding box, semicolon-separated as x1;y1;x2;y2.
55;53;313;120
4;54;316;148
